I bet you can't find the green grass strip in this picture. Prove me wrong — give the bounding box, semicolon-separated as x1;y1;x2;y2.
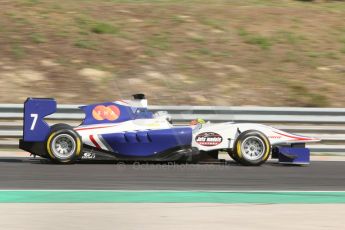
0;191;344;203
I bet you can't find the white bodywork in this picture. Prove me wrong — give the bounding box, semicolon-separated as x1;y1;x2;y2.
191;122;319;151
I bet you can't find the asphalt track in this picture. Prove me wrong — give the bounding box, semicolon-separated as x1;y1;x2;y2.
0;158;344;190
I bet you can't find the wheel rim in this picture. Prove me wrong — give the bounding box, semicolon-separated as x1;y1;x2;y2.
241;136;265;161
51;134;76;159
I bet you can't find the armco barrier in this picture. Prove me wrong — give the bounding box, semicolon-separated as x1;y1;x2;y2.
1;104;345;154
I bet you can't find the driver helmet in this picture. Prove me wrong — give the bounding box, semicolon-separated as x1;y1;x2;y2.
190;118;206;126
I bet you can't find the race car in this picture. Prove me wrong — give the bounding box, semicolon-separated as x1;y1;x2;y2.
19;94;320;166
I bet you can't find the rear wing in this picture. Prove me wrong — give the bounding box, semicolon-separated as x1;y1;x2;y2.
23;98;56;142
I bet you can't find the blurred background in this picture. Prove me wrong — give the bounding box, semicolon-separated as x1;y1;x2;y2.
0;0;344;106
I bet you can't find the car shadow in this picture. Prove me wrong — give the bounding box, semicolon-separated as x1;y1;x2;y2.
0;157;303;167
0;158;25;163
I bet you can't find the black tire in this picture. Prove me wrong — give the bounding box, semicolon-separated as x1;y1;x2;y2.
233;130;271;166
228;151;241;164
45;124;82;164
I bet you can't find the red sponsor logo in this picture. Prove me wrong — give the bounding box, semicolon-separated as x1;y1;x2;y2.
92;105;120;121
195;132;223;146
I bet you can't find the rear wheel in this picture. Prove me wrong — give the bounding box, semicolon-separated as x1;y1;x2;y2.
45;124;82;164
233;130;271;166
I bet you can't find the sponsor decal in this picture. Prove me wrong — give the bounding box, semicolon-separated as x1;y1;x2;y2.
82;152;96;159
273;131;316;141
195;132;223;146
92;105;120;121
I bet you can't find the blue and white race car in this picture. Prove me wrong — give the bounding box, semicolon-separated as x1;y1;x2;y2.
19;94;319;166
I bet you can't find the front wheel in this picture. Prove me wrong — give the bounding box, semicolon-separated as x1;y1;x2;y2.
233;130;271;166
228;151;241;164
45;124;82;164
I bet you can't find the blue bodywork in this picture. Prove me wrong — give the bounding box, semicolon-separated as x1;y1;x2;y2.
277;147;310;164
22;98;192;159
79;102;154;126
78;101;191;157
23;98;56;142
101;128;192;157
